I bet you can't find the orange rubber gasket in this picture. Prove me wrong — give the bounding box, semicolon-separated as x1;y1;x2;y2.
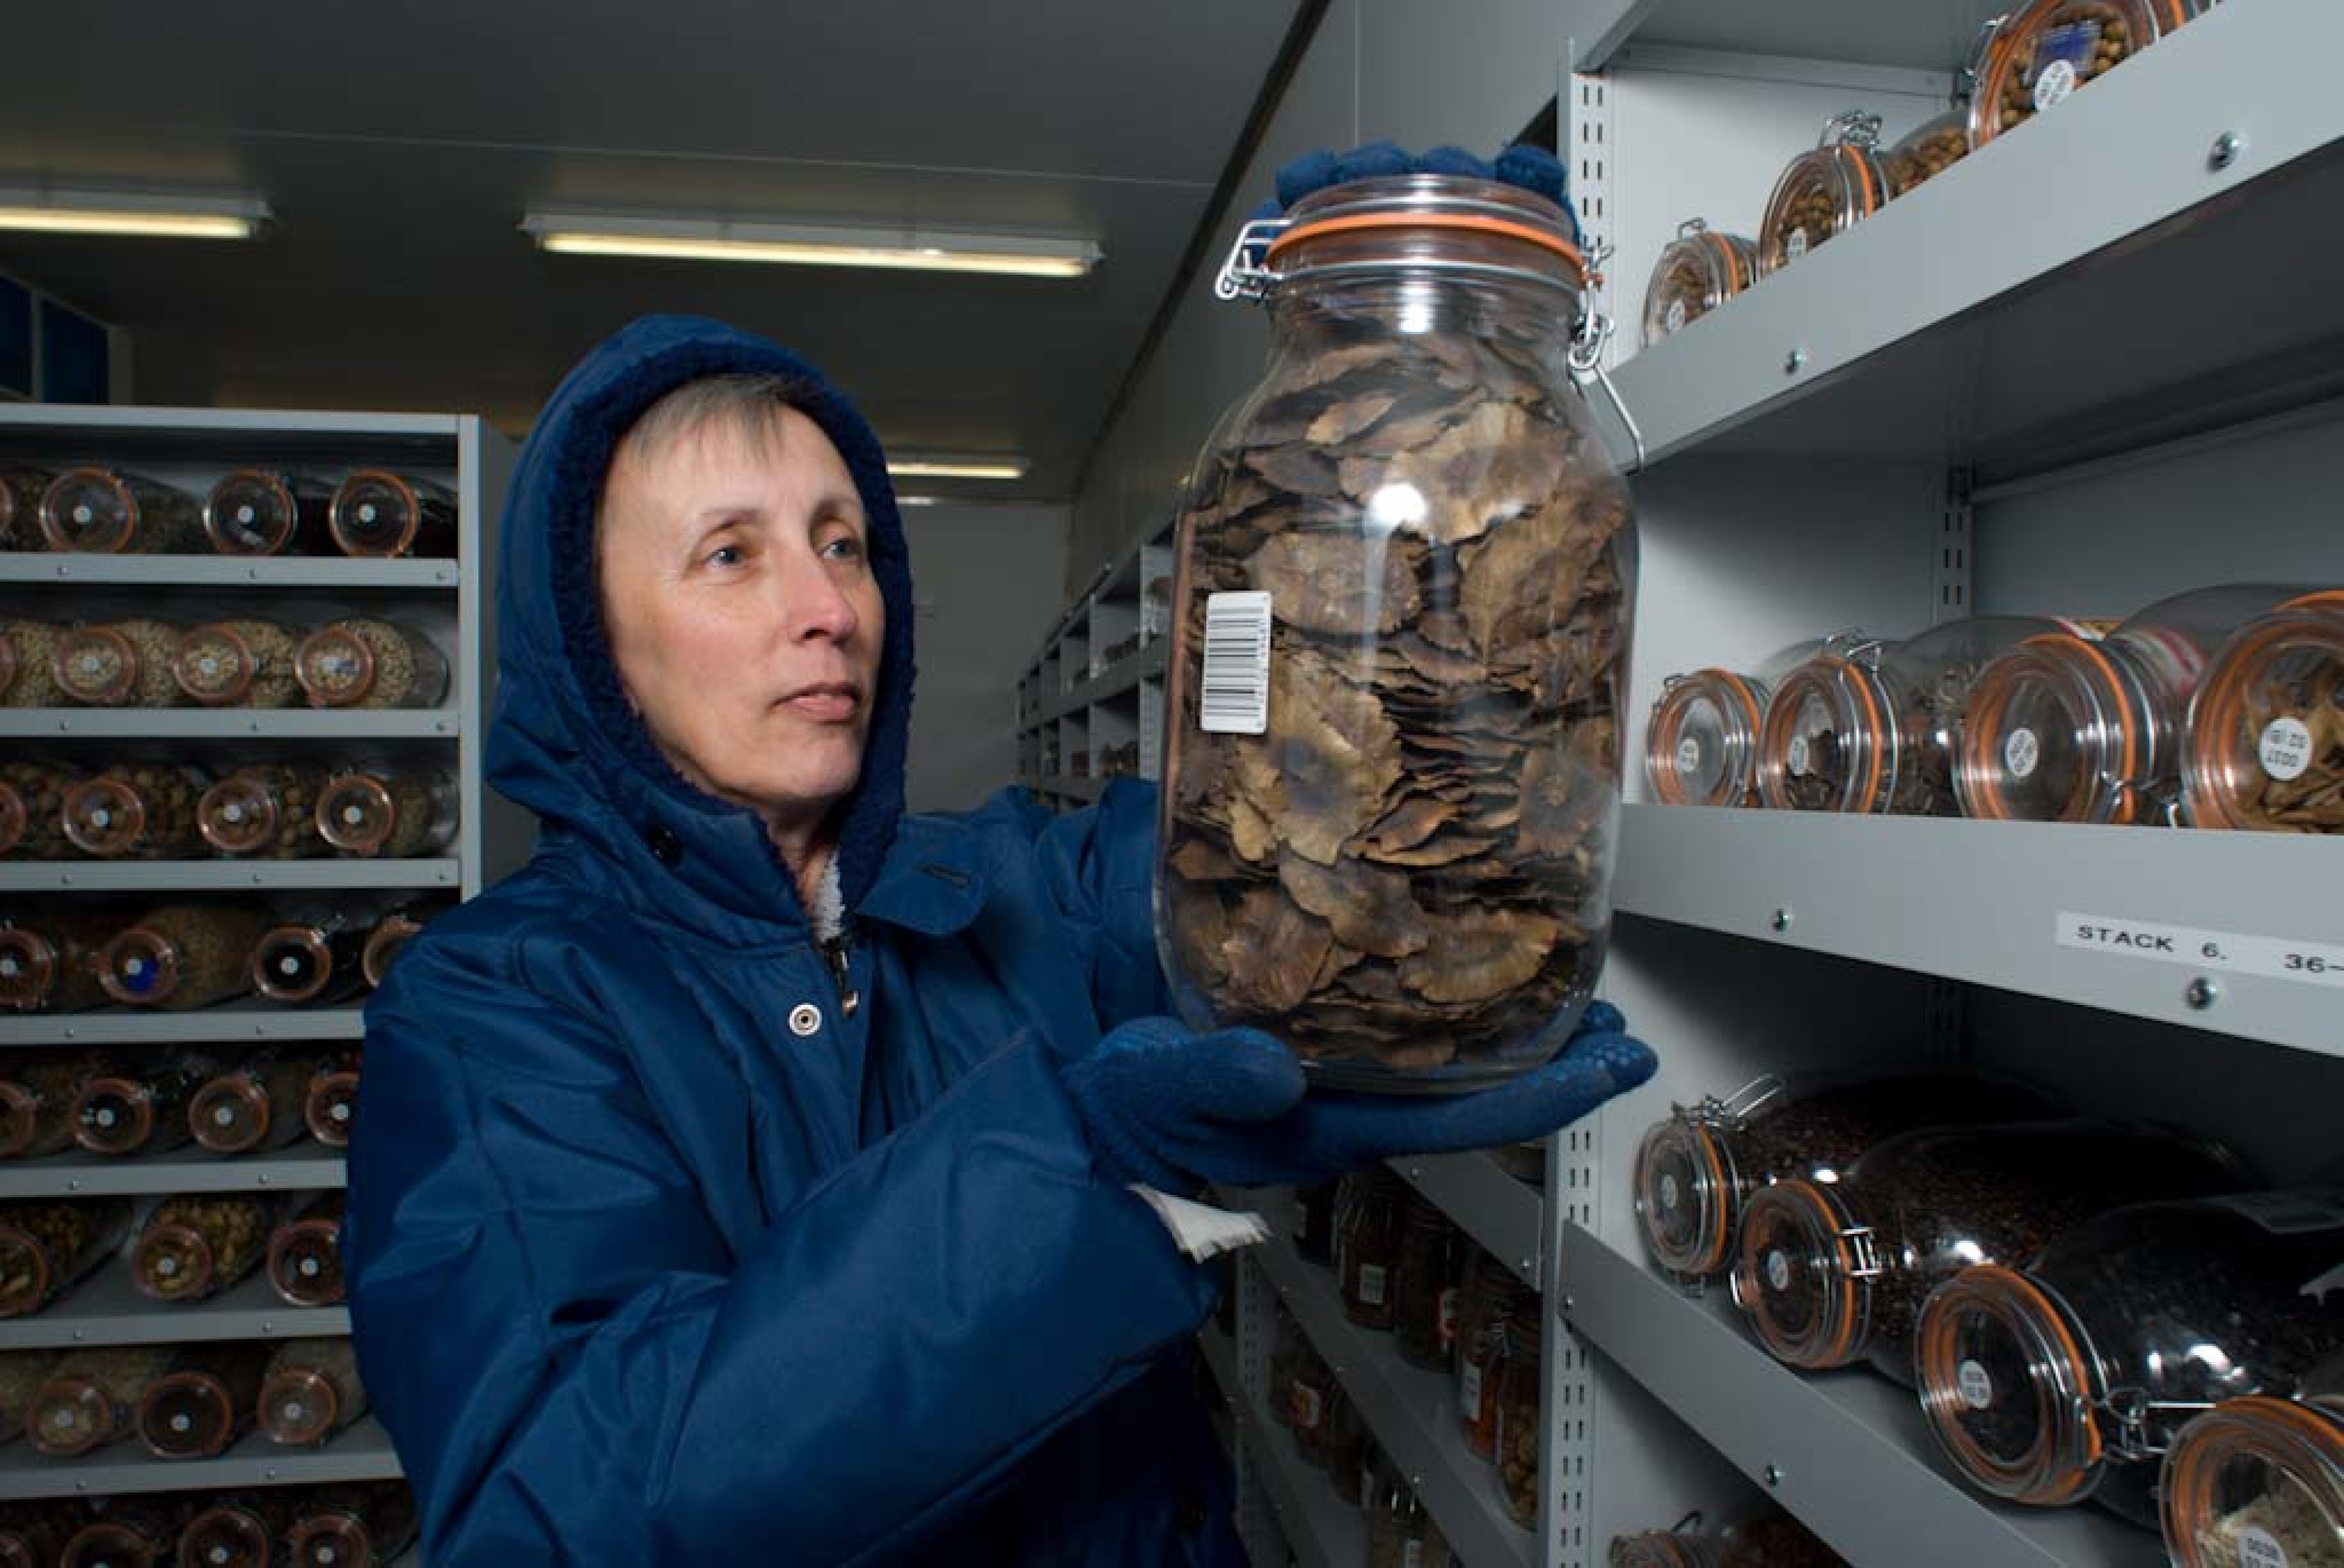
1268;212;1588;279
1744;1180;1865;1368
1684;1122;1734;1275
1918;1265;2105;1502
2282;590;2344;612
1700;230;1753;294
2164;1394;2344;1567
1969;633;2144;824
1825;655;1889;813
2185;612;2344;829
1648;669;1766;807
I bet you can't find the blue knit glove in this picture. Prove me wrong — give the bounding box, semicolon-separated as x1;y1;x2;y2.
1061;1002;1653;1192
1250;139;1578;243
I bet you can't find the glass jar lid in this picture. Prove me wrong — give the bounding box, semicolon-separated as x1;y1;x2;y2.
53;626;141;705
1956;632;2153;823
2162;1395;2344;1568
38;469;138;552
137;1368;237;1457
204;469;299;555
29;1374;117;1455
189;1071;275;1153
61;1521;161;1568
251;923;336;1003
77;1074;159;1152
1756;653;1896;812
179;1504;275;1568
1759;114;1890;275
1257;172;1587;301
97;926;180;1007
0;927;60;1012
362;913;424;988
306;1066;361;1144
1732;1179;1869;1370
1641;219;1757;345
133;1221;218;1299
317;774;397;855
0;1079;45;1157
0;1224;55;1315
269;1218;345;1307
1972;0;2161;147
2183;592;2344;832
1634;1115;1738;1276
1915;1264;2105;1504
62;775;148;856
1884;109;1973;197
294;625;377;707
172;621;264;706
331;469;425;555
286;1512;371;1568
1646;668;1769;807
197;772;282;855
261;1364;342;1447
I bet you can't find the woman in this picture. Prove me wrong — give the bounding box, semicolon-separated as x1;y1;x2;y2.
344;314;1653;1565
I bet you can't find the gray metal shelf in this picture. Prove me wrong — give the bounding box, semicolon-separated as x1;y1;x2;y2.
0;709;457;739
0;1008;365;1048
1027;639;1168;728
0;1142;345;1198
1557;1225;2162;1567
1573;0;2000;72
1203;1313;1364;1568
1614;805;2343;1061
1390;1151;1546;1292
0;1266;347;1350
0;1415;397;1501
0;555;457;590
1247;1213;1537;1568
0;858;458;892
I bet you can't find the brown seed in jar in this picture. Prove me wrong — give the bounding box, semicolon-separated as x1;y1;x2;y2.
63;763;207;858
295;617;442;709
172;618;305;707
53;618;186;707
0;620;69;707
197;764;329;858
0;759;80;858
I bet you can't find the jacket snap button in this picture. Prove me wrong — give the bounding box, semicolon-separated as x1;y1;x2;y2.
787;1002;822;1037
646;824;682;866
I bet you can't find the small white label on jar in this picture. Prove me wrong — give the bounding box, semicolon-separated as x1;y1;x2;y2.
1459;1361;1484;1415
222;802;246;823
1786;228;1810;260
1665;298;1688;334
197;654;222;679
301;1256;322;1277
1291;1384;1322;1431
2034;57;2080;112
213;1104;235;1126
2005;727;2041;779
50;1408;73;1430
317;1548;340;1566
95;1106;118;1126
358;503;379;523
279;956;302;976
343;804;365;826
1766;1249;1791;1292
1674;738;1702;778
331;1102;351;1123
2240;1526;2290;1568
88;808;111;828
1958;1359;1995;1409
156;1255;180;1277
1200;591;1272;735
72;504;93;526
2260;717;2314;781
1659;1173;1682;1212
212;1545;234;1566
170;1412;192;1432
1358;1263;1388;1307
283;1400;306;1422
1786;736;1811;777
236;504;257;525
0;957;16;977
1405;1545;1425;1568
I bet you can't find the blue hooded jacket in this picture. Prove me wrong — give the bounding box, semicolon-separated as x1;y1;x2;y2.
344;315;1242;1566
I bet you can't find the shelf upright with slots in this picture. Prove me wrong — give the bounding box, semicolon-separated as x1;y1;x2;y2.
0;401;513;1517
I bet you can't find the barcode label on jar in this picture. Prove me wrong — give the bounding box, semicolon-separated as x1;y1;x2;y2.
2211;1191;2344;1236
1199;592;1272;734
2057;912;2344;992
1437;1286;1459;1347
1357;1264;1388;1307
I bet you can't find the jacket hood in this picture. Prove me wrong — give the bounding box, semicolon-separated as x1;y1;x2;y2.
485;314;916;938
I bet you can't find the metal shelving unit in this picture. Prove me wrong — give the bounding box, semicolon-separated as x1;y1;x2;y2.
1200;1306;1366;1568
1016;520;1171;808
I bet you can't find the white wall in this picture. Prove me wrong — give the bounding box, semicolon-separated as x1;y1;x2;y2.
902;501;1070;812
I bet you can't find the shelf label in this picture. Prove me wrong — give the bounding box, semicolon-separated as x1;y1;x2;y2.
2057;911;2344;990
2260;717;2313;782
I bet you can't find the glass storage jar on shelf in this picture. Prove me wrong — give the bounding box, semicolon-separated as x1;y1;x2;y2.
99;901;268;1010
1609;1510;1851;1567
251;909;373;1005
1732;1120;2250;1382
331;469;457;558
295;617;450;709
2161;1352;2344;1568
171;618;307;707
1971;0;2165;146
188;1051;316;1154
1323;1382;1370;1504
131;1192;281;1302
0;906;119;1013
1367;1471;1456;1568
63;763;208;857
0;1501;81;1568
1756;617;2108;815
317;767;456;857
362;898;446;986
1341;1167;1407;1329
1294;1179;1339;1266
1633;1070;2064;1280
1451;1246;1510;1433
198;764;332;858
305;1049;363;1145
27;1345;174;1455
0;1349;60;1442
0;618;69;707
0;466;53;549
1641;219;1757;345
76;1053;207;1155
268;1192;347;1307
53;618;187;707
61;1499;193;1568
2184;588;2344;833
1881;108;1972;197
0;1198;129;1316
1757;112;1894;275
1495;1309;1544;1527
1393;1188;1463;1370
260;1336;369;1447
1956;585;2319;824
136;1339;274;1459
1268;1301;1304;1430
0;758;81;857
1161;172;1635;1092
203;469;336;556
0;1049;109;1158
179;1493;298;1568
1919;1186;2344;1527
1465;1273;1537;1460
1644;641;1832;808
1289;1336;1337;1465
288;1483;421;1568
38;468;203;554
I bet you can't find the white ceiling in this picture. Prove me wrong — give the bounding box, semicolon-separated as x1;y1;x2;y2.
0;1;1302;499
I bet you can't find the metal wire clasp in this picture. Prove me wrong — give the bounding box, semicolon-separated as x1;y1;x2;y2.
1567;239;1649;472
2098;1387;2220;1459
1214;216;1291;302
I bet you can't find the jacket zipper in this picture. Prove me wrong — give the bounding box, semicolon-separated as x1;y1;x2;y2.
820;936;861;1017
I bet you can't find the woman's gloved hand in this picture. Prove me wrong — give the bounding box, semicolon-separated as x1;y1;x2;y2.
1061;1002;1654;1193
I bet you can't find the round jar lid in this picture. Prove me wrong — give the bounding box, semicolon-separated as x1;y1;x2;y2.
305;1067;361;1145
0;927;61;1012
38;469;138;552
251;923;335;1003
2161;1394;2344;1568
178;1504;275;1568
285;1512;373;1568
317;774;397;856
53;625;141;706
197;771;282;856
1265;173;1587;297
29;1374;118;1456
136;1368;238;1458
97;925;180;1007
60;1521;161;1568
260;1364;343;1447
1756;656;1894;813
76;1073;159;1152
1971;0;2162;147
204;469;299;555
189;1070;275;1153
1732;1179;1869;1370
1915;1264;2105;1505
132;1220;218;1299
1646;669;1769;808
172;622;265;706
1634;1115;1738;1277
0;1222;55;1316
267;1217;346;1307
294;624;377;707
331;469;423;556
2182;593;2344;832
62;775;148;857
1956;633;2150;823
361;914;424;989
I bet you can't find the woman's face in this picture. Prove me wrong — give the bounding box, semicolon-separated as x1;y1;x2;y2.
596;405;886;840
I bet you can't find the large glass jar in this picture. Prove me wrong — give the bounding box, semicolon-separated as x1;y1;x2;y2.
295;617;449;709
260;1336;370;1447
38;469;203;554
1367;1472;1456;1568
98;901;269;1010
1645;641;1833;808
52;619;187;707
179;1493;298;1568
1971;0;2164;147
76;1053;208;1155
0;1348;60;1442
317;767;457;857
1732;1120;2250;1382
0;1049;109;1158
0;1198;129;1316
267;1191;348;1307
251;911;372;1005
1956;585;2318;824
63;763;207;858
203;469;335;556
130;1192;281;1302
1633;1070;2065;1280
0;466;54;550
1159;174;1634;1092
2161;1353;2344;1568
1917;1188;2344;1527
305;1049;363;1146
171;618;307;707
0;758;81;858
1757;618;2107;815
1341;1167;1407;1329
1642;219;1757;345
1757;113;1894;275
1609;1511;1850;1567
1289;1337;1336;1464
189;1051;317;1154
1394;1189;1463;1370
136;1339;273;1459
198;764;331;858
1881;109;1972;197
0;907;118;1014
0;619;68;707
2185;588;2344;832
331;469;459;558
1465;1275;1537;1460
287;1484;421;1568
60;1499;193;1568
1453;1248;1513;1435
1495;1310;1544;1527
27;1345;174;1455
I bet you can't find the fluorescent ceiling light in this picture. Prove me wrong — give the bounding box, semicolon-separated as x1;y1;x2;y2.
886;456;1030;482
520;212;1099;279
0;190;269;240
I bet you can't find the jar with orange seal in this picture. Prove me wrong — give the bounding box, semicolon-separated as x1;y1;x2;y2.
38;468;203;554
1881;108;1973;197
76;1054;209;1155
0;1501;82;1568
2184;588;2344;833
317;767;457;857
1340;1166;1406;1330
268;1192;348;1307
1757;112;1894;275
1632;1070;2063;1282
1493;1308;1543;1527
0;1198;129;1317
203;468;335;555
1756;618;2106;815
1288;1336;1336;1465
130;1192;282;1303
63;763;207;857
171;618;307;707
0;907;118;1014
1956;585;2318;825
178;1493;298;1568
331;468;459;557
294;617;450;709
52;618;187;707
136;1340;275;1459
2161;1351;2344;1568
288;1483;421;1568
261;1335;370;1447
98;901;268;1010
362;898;447;987
198;764;331;858
0;1049;111;1159
1464;1274;1536;1460
0;758;81;858
1641;219;1757;346
0;618;68;707
25;1345;174;1455
1645;642;1829;808
0;1350;60;1442
60;1498;195;1568
1731;1120;2248;1384
1608;1511;1850;1567
303;1048;364;1146
1971;0;2164;145
251;909;373;1005
1393;1187;1462;1370
1916;1186;2344;1528
188;1051;317;1155
0;466;55;550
